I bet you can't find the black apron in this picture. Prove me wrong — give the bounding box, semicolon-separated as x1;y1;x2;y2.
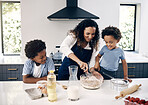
58;42;93;80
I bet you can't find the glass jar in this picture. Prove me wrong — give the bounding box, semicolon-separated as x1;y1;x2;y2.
67;65;80;101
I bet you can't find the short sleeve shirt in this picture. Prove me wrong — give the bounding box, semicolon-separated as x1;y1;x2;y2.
99;45;125;71
22;57;55;77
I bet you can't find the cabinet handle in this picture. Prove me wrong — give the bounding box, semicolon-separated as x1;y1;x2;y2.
8;78;18;80
128;67;136;69
8;68;17;71
128;75;135;77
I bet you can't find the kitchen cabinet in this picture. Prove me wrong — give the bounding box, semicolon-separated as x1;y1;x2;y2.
0;64;24;81
115;63;148;78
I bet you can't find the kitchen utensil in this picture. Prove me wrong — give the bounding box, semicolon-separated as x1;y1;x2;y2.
101;72;130;91
36;80;47;97
115;84;141;99
84;72;91;78
56;82;67;90
111;79;129;92
25;88;42;100
84;63;92;78
102;71;128;83
80;73;103;89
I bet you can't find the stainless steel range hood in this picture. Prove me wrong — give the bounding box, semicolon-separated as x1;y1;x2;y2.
47;0;99;20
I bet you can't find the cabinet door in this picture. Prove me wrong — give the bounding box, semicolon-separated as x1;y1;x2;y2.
128;63;145;78
115;64;124;78
116;63;147;78
143;63;148;78
0;64;24;81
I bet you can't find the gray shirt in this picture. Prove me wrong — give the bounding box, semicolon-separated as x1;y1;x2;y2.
99;45;125;71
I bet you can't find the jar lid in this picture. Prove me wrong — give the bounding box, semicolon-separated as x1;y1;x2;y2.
49;70;55;73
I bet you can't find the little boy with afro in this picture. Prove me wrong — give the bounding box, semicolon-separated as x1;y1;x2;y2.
22;39;55;83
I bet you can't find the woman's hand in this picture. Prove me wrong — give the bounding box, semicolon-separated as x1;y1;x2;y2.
78;61;88;72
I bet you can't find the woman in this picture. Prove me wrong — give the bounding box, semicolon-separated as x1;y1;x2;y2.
58;19;100;80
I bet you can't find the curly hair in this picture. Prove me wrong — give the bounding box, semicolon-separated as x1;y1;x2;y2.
25;39;46;59
71;19;100;50
101;26;122;40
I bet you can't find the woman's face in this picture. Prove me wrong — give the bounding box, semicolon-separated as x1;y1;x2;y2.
84;27;96;42
32;49;47;64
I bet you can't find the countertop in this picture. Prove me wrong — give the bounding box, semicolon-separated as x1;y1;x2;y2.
0;56;27;64
0;52;148;64
0;78;148;105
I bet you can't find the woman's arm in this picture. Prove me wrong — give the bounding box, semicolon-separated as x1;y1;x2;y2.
60;34;76;57
60;34;88;72
68;53;88;72
23;74;47;83
121;59;132;82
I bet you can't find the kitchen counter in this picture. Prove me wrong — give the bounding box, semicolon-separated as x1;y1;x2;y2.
124;52;148;63
0;56;27;64
0;52;148;64
0;78;148;105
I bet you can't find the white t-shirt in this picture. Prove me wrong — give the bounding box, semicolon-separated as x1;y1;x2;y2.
60;33;98;68
33;63;41;78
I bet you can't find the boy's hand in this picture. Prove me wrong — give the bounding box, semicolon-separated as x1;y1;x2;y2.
124;77;132;83
94;62;100;71
92;70;104;80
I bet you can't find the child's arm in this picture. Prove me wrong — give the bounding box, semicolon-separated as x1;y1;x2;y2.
23;74;47;83
121;59;132;82
94;54;102;71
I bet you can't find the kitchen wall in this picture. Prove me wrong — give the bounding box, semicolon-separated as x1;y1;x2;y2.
21;0;148;57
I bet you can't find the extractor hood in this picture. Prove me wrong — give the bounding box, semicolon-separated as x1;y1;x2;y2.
47;0;99;20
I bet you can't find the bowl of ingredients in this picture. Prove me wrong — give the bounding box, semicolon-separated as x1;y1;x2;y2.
36;80;47;96
110;79;129;92
80;73;103;89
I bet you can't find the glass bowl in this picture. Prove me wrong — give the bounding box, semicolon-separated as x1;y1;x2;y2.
80;74;103;89
110;79;129;92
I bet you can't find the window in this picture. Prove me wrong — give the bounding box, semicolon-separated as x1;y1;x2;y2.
1;1;21;55
119;4;136;51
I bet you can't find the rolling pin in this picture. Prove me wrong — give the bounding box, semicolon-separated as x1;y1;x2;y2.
115;84;141;99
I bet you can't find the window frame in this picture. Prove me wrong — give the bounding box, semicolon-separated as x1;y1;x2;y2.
120;4;137;51
0;1;21;56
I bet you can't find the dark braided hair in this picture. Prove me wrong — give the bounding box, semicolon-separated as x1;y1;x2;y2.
25;39;46;59
101;26;122;40
71;19;100;50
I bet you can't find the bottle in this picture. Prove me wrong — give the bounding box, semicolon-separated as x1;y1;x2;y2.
67;65;80;101
47;70;57;102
